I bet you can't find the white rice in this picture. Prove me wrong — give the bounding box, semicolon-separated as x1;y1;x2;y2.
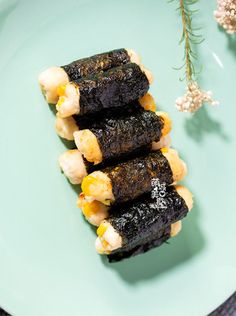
38;67;69;104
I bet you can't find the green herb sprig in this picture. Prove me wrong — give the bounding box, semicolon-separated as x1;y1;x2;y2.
170;0;204;82
169;0;218;113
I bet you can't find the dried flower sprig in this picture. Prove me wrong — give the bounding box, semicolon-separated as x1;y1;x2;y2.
176;81;219;113
170;0;219;113
214;0;236;34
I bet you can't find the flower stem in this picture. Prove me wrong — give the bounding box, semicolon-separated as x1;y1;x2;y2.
179;0;192;82
170;0;202;82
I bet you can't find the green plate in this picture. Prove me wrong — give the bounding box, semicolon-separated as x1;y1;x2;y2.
0;0;235;315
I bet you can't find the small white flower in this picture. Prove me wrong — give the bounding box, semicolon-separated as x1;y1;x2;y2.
214;0;236;34
175;81;219;113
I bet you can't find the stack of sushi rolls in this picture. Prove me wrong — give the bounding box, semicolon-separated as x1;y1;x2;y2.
55;94;157;141
39;48;193;262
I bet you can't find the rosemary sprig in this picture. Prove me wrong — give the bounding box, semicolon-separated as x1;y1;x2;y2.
171;0;204;82
169;0;218;112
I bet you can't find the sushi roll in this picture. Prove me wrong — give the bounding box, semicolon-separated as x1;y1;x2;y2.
78;195;181;229
95;185;193;256
81;148;187;205
108;221;182;262
55;93;156;141
55;63;153;118
58;147;150;185
73;111;171;164
77;196;184;229
38;49;140;104
58;135;171;185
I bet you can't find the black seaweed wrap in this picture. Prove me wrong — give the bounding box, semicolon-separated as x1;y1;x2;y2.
108;187;188;248
90;111;163;162
73;100;144;130
102;151;173;203
108;226;171;262
62;49;131;81
84;144;152;174
74;63;150;115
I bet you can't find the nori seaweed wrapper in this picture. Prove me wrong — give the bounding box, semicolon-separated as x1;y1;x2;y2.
84;144;152;174
102;150;173;203
62;48;130;81
73;100;144;130
108;226;171;262
90;110;163;162
74;63;149;116
107;187;188;249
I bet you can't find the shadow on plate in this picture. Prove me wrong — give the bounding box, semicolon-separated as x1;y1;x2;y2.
226;34;236;58
101;195;205;284
184;106;230;143
218;25;236;58
0;0;18;35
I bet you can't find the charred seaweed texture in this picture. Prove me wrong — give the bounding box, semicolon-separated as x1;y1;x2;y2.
91;111;163;161
108;187;188;247
85;144;152;174
73;100;144;130
103;151;173;203
74;63;149;115
62;48;130;81
108;226;171;262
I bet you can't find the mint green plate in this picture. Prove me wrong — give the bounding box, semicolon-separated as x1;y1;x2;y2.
0;0;235;315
